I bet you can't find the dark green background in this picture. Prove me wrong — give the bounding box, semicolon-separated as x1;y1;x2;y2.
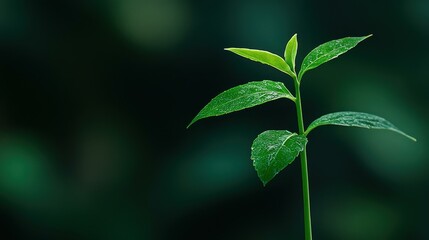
0;0;428;239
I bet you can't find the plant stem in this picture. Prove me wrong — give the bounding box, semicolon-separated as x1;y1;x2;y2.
294;78;312;240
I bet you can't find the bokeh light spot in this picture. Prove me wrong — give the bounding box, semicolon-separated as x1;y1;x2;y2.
110;0;191;50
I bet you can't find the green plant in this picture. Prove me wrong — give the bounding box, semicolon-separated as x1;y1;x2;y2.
187;34;416;239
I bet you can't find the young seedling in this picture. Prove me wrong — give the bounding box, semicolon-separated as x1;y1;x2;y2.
187;34;416;239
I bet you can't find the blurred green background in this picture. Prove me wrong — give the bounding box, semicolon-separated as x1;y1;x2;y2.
0;0;428;239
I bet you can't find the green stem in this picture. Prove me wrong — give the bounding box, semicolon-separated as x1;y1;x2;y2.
294;78;312;240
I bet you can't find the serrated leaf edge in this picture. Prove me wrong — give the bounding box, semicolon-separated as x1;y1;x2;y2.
187;80;295;128
225;48;294;77
298;34;372;81
284;33;298;72
251;131;307;186
304;111;416;141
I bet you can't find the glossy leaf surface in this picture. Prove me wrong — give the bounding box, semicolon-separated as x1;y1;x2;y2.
188;80;294;128
251;130;307;186
225;48;294;76
306;111;416;141
298;35;371;81
284;33;298;72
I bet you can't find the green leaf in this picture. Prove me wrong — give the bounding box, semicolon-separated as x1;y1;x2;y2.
284;33;298;72
298;35;372;81
305;111;416;141
251;130;307;186
187;80;295;128
225;48;294;77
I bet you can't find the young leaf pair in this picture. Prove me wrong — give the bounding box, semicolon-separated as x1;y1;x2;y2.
188;34;416;186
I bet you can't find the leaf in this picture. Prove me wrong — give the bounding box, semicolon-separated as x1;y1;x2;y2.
187;80;295;128
305;111;416;141
284;33;298;72
225;48;294;77
298;35;372;81
251;130;307;186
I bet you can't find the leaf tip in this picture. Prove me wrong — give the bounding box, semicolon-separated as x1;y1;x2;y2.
261;179;269;187
186;118;198;129
396;131;416;142
362;34;373;40
406;134;417;142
